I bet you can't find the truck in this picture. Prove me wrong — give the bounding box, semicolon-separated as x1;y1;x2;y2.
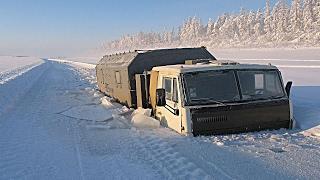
96;47;293;135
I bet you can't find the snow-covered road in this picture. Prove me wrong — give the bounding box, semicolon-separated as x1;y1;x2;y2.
0;61;319;179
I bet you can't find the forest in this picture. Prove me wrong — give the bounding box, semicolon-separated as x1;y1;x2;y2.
102;0;320;52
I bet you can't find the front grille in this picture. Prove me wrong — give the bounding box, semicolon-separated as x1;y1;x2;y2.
196;115;228;123
190;99;290;136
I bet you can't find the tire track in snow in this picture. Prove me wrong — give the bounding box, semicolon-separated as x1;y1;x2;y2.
0;123;59;179
184;138;235;180
72;121;86;180
131;130;212;180
0;142;26;179
0;63;51;179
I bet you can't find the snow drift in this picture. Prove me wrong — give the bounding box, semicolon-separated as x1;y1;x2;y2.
131;108;160;129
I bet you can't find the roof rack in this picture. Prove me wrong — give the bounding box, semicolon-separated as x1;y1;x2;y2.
211;60;239;66
185;59;214;65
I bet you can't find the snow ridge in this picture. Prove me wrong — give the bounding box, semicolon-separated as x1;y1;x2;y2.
0;60;44;84
0;61;49;116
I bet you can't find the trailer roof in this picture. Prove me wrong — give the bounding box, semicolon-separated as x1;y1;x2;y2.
152;62;279;74
97;51;138;67
97;47;215;67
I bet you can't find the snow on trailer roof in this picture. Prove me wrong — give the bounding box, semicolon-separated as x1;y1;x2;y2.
152;61;279;74
97;47;215;67
97;51;138;67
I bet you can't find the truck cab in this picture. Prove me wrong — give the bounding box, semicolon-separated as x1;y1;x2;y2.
150;60;293;136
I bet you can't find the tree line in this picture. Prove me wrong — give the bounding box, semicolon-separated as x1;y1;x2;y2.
102;0;320;52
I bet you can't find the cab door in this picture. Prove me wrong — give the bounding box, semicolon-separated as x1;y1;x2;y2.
156;76;182;133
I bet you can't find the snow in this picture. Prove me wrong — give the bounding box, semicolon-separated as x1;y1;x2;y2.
0;55;42;72
1;50;320;179
131;108;160;129
51;56;100;64
0;60;48;116
60;104;114;122
48;58;96;69
0;56;44;84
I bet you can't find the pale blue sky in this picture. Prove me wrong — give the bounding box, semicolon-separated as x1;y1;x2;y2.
0;0;280;57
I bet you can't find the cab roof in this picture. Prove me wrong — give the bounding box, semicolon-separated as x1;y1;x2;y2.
152;61;279;74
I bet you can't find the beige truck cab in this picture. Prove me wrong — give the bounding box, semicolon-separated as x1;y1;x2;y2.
150;60;293;136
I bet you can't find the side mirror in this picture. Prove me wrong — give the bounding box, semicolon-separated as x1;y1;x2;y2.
156;88;166;106
285;81;293;97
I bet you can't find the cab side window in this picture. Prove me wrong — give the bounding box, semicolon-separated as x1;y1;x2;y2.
163;77;179;102
163;78;172;100
172;78;178;102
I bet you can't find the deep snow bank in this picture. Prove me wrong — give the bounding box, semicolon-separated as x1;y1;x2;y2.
131;108;160;129
0;61;49;116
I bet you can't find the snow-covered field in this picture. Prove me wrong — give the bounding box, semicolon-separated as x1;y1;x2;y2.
0;56;44;84
0;48;320;179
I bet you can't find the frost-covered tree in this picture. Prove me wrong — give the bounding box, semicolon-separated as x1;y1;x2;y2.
254;9;265;36
247;11;257;38
314;0;320;41
290;0;303;33
213;14;227;38
303;0;315;32
314;0;320;29
264;0;273;35
206;18;214;36
237;8;249;39
275;0;289;34
180;16;204;43
219;15;235;40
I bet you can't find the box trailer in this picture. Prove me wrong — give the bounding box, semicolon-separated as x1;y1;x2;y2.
96;47;293;135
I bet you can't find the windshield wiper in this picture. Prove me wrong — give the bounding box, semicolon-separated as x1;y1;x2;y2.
267;95;284;100
244;95;283;101
191;98;227;106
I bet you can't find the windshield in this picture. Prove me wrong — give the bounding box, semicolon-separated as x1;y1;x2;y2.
237;70;285;100
183;69;285;105
183;71;240;105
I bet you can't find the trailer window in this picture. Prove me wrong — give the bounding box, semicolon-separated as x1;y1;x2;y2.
115;71;121;84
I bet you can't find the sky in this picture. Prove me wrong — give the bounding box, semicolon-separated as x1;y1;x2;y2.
0;0;280;57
